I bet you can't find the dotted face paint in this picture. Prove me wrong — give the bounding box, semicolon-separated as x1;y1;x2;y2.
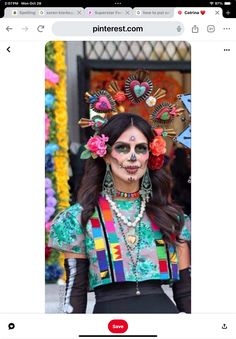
106;126;150;189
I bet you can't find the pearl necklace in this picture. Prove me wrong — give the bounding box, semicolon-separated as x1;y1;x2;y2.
105;194;146;228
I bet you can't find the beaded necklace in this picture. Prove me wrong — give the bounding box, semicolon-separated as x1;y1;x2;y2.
105;194;146;246
105;194;145;295
116;217;142;295
115;190;140;199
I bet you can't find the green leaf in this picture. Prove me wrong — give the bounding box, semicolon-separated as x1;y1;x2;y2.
91;152;98;159
81;149;91;159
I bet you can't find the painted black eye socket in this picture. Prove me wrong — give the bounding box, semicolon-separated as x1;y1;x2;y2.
114;143;130;153
114;142;148;154
135;144;148;154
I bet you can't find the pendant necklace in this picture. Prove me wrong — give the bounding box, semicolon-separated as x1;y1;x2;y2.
117;217;142;296
105;194;146;247
105;194;144;295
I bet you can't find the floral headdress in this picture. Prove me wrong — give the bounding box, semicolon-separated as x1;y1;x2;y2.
79;70;191;169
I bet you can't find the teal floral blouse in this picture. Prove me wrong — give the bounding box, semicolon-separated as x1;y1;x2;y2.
48;198;191;289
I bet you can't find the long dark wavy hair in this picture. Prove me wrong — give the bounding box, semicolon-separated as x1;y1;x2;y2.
77;113;185;244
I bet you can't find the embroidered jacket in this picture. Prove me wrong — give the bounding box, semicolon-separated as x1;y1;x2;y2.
48;196;191;289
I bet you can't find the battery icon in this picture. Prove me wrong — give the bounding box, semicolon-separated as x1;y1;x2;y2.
224;2;231;5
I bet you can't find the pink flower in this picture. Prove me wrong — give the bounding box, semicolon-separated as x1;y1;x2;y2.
45;221;52;232
45;66;59;84
45;113;50;141
86;134;109;158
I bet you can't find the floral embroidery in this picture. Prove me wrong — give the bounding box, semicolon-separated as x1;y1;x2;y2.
48;199;191;288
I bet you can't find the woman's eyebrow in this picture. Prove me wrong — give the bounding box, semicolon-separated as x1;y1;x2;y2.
114;141;148;145
114;141;130;146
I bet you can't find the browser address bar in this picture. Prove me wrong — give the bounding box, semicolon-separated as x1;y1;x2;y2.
52;21;184;36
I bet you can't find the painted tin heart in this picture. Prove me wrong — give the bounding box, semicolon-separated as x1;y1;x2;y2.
91;115;108;131
91;90;116;113
157;107;171;122
151;102;175;126
130;80;150;98
95;96;112;111
125;74;153;103
134;85;146;97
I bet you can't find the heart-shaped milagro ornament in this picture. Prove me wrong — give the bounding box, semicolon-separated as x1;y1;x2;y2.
134;85;146;97
95;96;112;111
91;90;116;113
130;80;150;98
151;102;175;126
92;115;107;130
157;107;171;122
127;234;137;245
125;73;153;103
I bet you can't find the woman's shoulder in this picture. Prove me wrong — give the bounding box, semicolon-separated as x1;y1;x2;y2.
52;203;83;224
48;203;86;254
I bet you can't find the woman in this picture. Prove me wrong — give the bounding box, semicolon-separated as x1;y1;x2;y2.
49;113;191;314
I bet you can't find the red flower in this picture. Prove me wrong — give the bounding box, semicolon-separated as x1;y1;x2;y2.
149;136;166;157
148;154;164;170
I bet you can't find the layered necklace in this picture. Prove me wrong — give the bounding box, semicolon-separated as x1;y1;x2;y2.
105;194;147;295
105;194;146;247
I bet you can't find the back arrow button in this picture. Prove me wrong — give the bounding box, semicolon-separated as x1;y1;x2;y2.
6;26;13;32
7;46;11;53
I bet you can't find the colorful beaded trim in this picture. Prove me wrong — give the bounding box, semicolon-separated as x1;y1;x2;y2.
115;191;140;199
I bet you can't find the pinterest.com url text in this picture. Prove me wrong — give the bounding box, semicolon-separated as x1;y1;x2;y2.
92;25;144;34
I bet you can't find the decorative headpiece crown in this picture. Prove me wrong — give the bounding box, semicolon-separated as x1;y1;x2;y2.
78;69;191;168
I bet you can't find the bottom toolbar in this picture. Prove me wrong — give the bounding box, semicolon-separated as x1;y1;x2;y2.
0;314;235;339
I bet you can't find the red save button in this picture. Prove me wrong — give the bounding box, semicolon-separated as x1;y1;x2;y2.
108;319;128;333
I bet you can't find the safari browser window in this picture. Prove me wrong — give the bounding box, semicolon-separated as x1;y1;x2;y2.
0;1;235;338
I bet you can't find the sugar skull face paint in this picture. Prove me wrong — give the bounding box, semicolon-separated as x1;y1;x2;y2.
105;126;149;191
130;153;137;162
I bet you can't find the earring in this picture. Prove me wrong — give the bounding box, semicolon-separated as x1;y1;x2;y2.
140;169;152;202
102;163;116;196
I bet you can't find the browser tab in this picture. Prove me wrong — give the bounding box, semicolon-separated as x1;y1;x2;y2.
85;7;133;18
5;7;38;17
133;7;174;18
4;7;84;18
44;7;84;17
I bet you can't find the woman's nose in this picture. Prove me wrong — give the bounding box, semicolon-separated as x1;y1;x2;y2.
129;152;137;162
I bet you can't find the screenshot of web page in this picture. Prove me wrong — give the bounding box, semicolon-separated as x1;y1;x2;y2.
0;1;235;338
